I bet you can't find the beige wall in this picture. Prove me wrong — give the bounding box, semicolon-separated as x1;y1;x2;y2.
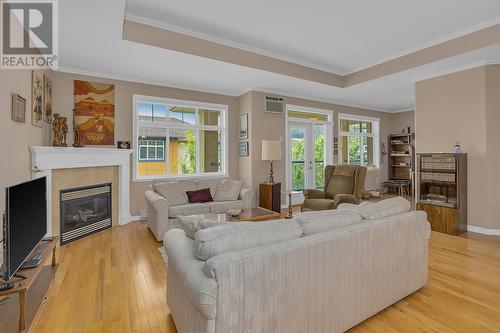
51;71;239;216
415;65;500;230
484;65;500;229
388;111;415;135
237;91;402;201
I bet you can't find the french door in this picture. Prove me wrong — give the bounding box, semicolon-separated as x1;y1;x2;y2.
288;121;327;192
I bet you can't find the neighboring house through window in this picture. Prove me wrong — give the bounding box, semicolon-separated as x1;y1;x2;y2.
133;95;228;180
338;114;380;168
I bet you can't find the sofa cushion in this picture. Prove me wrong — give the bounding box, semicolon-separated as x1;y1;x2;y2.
169;203;210;217
302;198;336;211
176;215;228;239
356;197;411;220
153;181;187;206
337;201;372;212
214;179;243;201
295;210;363;235
193;220;303;260
186;188;214;203
206;200;243;214
179;180;198;200
197;179;220;198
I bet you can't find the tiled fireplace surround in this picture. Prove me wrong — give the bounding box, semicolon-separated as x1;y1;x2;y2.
30;146;134;237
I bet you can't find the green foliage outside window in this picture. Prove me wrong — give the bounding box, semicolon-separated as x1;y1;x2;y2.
180;130;196;174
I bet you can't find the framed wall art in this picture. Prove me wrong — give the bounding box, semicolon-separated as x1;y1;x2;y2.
240;113;248;140
239;141;249;157
11;93;26;123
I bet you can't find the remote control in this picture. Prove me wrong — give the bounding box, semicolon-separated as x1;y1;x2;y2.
0;283;15;291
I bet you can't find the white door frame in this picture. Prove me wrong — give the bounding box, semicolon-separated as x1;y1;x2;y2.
285;104;333;206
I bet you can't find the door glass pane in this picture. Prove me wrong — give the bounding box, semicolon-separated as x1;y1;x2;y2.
348;136;361;165
169;106;196;125
170;128;196;175
313;124;325;189
199;109;220;126
291;127;305;191
137;126;167;177
362;136;374;166
200;130;221;173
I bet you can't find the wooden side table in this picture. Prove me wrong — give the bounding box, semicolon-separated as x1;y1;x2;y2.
259;182;281;213
0;237;58;331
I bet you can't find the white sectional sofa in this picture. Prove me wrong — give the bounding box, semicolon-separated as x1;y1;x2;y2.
163;197;430;333
144;177;253;241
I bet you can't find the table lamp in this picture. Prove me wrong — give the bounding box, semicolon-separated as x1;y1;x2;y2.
262;140;281;184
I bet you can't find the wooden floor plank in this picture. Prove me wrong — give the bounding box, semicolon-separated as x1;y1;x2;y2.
30;221;500;333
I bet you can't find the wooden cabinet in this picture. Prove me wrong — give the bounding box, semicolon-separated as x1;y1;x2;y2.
259;183;281;213
416;153;467;235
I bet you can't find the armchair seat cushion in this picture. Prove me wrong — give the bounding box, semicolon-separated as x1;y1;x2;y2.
302;198;336;211
169;203;210;218
206;200;243;214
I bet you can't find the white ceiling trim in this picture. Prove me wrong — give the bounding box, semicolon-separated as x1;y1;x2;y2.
412;59;500;83
55;66;242;97
346;17;500;74
124;14;348;76
237;87;405;114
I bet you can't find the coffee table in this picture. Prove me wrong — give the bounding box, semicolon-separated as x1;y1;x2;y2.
200;206;281;222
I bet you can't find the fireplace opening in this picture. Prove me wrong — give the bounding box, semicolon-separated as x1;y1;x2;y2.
60;183;111;245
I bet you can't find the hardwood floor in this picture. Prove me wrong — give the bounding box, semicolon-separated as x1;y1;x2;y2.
31;221;500;333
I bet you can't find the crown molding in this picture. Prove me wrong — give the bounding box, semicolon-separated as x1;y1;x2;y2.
54;66;242;97
413;60;500;82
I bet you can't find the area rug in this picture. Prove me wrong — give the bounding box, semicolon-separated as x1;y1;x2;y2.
158;246;168;265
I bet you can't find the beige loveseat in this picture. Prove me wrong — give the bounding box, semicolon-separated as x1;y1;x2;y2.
144;178;252;241
164;197;429;333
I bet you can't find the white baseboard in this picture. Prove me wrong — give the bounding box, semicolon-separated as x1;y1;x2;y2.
129;215;146;222
467;225;500;236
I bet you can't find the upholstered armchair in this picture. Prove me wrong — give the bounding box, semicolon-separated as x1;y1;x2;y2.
301;165;367;212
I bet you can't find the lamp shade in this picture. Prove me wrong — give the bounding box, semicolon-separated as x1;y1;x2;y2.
262;140;281;161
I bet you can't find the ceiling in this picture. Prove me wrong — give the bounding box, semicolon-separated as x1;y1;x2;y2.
57;0;500;112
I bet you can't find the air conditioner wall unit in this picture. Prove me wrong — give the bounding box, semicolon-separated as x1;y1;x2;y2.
265;96;284;114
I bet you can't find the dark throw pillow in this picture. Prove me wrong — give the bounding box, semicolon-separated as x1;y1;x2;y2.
186;188;214;203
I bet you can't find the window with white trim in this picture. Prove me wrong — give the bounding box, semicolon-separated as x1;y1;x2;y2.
339;114;380;168
133;95;228;180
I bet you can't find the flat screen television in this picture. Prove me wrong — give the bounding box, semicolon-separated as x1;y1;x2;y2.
2;177;47;281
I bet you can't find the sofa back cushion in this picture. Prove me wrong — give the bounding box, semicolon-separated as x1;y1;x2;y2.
176;215;229;239
295;210;363;235
153;181;187;206
214;179;243;201
193;220;303;260
356;197;411;220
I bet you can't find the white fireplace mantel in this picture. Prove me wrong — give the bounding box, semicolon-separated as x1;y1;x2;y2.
30;146;134;236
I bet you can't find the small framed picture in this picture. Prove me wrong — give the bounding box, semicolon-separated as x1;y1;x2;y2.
334;143;338;149
11;93;26;123
239;142;249;157
239;114;248;140
334;137;338;143
334;149;338;155
117;141;131;149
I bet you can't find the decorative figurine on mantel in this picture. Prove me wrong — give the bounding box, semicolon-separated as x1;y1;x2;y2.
52;113;68;147
72;109;84;147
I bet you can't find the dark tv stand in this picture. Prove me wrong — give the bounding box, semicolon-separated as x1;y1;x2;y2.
0;237;58;331
12;272;28;280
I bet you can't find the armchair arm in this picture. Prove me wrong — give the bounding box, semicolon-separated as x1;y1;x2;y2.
303;189;326;199
145;189;170;241
333;194;359;207
239;187;253;209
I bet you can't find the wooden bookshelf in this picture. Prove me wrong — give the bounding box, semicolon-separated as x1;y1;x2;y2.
388;133;415;193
